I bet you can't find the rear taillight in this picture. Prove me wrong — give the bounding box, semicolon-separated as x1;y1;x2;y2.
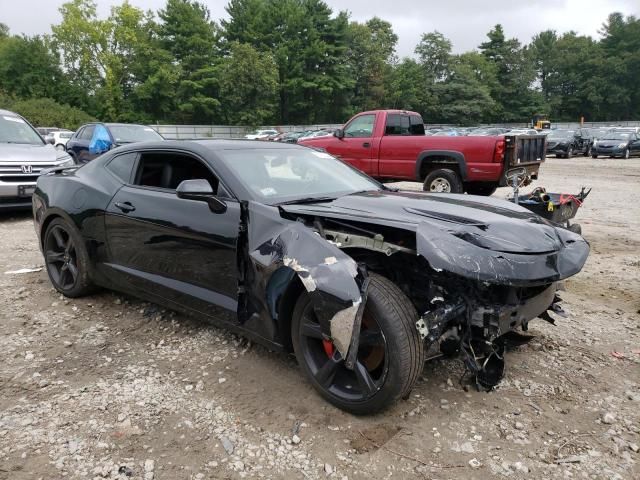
493;138;505;163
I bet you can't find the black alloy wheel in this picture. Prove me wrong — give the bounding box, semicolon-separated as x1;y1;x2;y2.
292;273;424;414
43;219;94;297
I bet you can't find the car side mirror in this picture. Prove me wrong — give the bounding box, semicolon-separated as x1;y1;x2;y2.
176;179;226;214
45;136;55;145
334;129;344;139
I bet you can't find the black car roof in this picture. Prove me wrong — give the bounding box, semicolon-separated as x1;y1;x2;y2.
105;139;305;153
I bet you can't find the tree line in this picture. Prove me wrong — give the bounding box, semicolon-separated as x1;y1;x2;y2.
0;0;638;129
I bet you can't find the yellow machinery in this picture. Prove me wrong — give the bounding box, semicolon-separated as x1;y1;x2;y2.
532;113;551;130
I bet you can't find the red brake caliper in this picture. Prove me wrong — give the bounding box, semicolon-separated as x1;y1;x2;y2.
322;339;334;358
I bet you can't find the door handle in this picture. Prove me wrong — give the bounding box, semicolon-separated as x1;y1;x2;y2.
362;142;371;148
114;201;135;213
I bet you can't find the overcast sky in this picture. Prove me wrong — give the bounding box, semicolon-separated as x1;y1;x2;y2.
1;0;638;56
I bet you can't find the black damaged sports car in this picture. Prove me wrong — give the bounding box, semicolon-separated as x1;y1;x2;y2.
32;140;589;414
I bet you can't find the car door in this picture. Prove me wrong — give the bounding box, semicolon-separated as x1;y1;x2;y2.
324;113;376;175
103;149;241;323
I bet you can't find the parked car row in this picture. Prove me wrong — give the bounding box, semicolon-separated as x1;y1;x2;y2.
545;127;640;158
244;128;338;143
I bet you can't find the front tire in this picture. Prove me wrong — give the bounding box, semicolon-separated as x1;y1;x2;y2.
423;169;463;193
592;154;598;159
43;218;94;298
292;273;424;414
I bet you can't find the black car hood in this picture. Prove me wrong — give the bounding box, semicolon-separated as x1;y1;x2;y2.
280;190;589;286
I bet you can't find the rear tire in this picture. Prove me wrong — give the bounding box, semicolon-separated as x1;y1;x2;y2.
292;273;424;414
43;218;94;298
423;169;463;193
591;154;598;159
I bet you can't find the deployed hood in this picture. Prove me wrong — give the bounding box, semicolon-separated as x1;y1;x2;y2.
0;143;64;163
281;190;590;286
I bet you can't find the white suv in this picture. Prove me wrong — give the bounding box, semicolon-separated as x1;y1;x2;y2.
0;110;75;209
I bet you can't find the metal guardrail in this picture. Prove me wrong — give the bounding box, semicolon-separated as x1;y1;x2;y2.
150;124;342;140
149;121;640;140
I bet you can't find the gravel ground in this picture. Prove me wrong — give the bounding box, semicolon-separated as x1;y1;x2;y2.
1;157;639;480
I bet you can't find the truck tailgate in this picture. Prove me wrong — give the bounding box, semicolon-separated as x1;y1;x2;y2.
504;135;547;168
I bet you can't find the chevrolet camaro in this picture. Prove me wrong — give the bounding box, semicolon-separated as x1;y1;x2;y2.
32;140;589;414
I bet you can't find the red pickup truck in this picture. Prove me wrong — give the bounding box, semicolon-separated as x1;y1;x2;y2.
299;110;546;195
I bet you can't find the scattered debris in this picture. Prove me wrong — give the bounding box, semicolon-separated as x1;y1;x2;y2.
4;267;42;274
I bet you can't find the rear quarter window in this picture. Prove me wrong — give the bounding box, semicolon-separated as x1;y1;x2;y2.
106;152;138;183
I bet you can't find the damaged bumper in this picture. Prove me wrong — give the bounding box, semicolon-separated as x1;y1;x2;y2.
416;221;589;287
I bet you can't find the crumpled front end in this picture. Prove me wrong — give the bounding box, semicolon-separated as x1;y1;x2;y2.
413;219;589;389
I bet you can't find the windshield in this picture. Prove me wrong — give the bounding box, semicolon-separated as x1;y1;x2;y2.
548;130;574;139
0;114;44;145
108;125;163;143
602;132;630;140
218;148;381;204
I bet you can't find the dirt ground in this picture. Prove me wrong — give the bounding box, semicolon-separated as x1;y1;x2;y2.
1;157;639;480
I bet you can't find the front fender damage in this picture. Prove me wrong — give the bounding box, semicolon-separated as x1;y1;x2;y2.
244;202;364;357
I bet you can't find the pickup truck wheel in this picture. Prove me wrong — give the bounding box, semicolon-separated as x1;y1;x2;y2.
43;218;94;298
465;183;497;196
291;273;424;414
423;169;462;193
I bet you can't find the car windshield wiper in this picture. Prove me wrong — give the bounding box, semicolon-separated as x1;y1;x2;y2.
277;196;337;206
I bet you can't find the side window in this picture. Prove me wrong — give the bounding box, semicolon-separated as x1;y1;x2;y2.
344;114;375;138
79;125;95;140
106;152;138;183
409;115;425;135
132;152;220;194
385;114;424;136
74;127;85;139
385;114;401;135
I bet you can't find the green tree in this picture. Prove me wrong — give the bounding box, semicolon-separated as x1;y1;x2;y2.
0;35;67;100
388;58;423;112
530;30;557;102
157;0;221;123
479;24;542;122
223;0;353;123
433;54;497;125
345;17;398;113
415;31;452;81
598;13;640;119
217;42;278;125
10;98;95;130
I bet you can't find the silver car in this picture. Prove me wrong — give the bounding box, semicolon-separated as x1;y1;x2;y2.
0;109;75;209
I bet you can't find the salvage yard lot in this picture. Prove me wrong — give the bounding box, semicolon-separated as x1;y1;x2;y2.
1;157;639;480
